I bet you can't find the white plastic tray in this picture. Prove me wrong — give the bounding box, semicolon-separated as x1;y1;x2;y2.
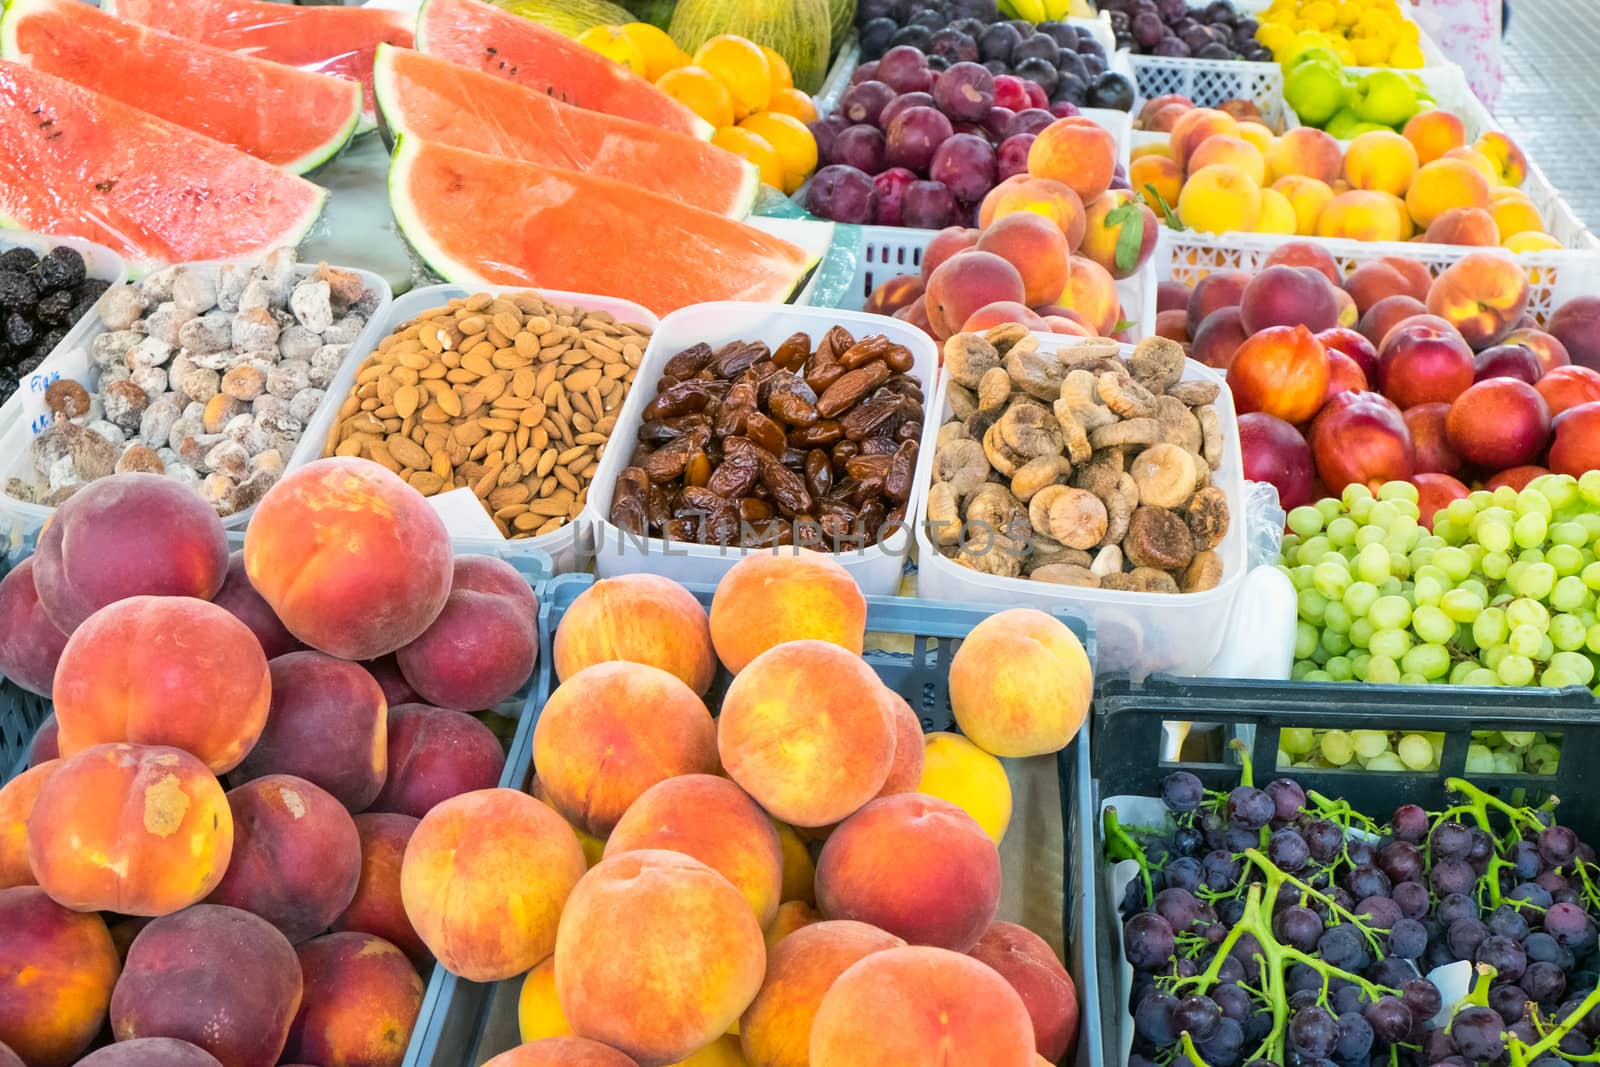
583;302;939;596
300;283;661;574
910;335;1249;678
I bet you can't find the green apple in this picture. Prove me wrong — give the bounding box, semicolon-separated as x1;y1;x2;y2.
1285;62;1349;127
1353;70;1419;128
1288;46;1343;72
1324;108;1363;140
1349;121;1394;136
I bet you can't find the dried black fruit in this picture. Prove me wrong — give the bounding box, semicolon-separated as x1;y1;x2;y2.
33;327;67;358
4;312;35;350
0;270;37;311
0;248;37;273
35;289;75;325
36;247;86;292
14;352;43;376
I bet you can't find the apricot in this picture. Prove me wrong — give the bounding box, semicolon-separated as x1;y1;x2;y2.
282;933;424;1067
740;921;904;1067
556;850;765;1064
949;608;1091;757
53;596;270;773
765;900;822;952
1176;164;1261;235
243;457;453;661
0;760;56;889
709;549;866;674
210;550;303;659
1489;193;1544;241
208;775;361;943
369;703;506;818
1406;158;1491;229
977;177;1086;246
77;1039;225;1066
233;651;386;811
1079;190;1159;281
605;774;785;928
970;922;1079;1063
1426;251;1530;350
554;574;714;695
1424;206;1500;247
1130;155;1182;213
1026;118;1115;202
0;886;119;1067
976;212;1070;307
534;662;716;836
917;731;1012;845
32;472;228;633
401;788;586;981
28;743;232;915
775;822;816;905
1267;127;1342;184
1271;175;1335;236
112;904;302;1067
1169;108;1239;170
1403;110;1467;164
808;946;1035;1066
719;640;898;828
397;555;539;711
0;558;68;697
485;1038;640;1067
332;813;427;964
1475;130;1528;186
924;250;1027;340
1317;190;1407;243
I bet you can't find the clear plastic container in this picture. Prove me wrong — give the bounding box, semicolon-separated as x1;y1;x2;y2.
583;302;939;596
911;334;1249;678
299;283;661;574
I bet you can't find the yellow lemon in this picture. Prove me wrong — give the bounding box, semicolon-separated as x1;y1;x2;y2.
1350;36;1389;66
712;125;785;189
1302;0;1337;29
1257;22;1295;53
767;85;819;123
575;25;646;76
1334;1;1362;27
1393;18;1420;41
760;45;794;94
621;22;691;81
694;35;772;119
1390;41;1425;67
917;732;1012;845
656;64;736;130
739;111;817;193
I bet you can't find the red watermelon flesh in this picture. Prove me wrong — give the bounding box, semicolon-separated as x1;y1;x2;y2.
102;0;411;128
1;0;361;175
0;60;326;270
374;46;757;219
389;136;814;316
415;0;711;141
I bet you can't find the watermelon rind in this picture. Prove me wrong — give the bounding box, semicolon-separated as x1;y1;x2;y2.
0;0;362;176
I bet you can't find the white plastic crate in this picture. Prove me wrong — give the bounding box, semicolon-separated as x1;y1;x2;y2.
815;32;860;115
1128;54;1290;128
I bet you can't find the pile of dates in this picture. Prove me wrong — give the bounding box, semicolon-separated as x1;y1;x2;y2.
609;326;926;549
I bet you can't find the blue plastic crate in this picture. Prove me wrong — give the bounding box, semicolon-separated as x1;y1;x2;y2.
0;549;51;785
407;573;1104;1067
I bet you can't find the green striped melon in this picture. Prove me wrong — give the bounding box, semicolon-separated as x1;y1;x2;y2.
668;0;831;94
826;0;855;59
486;0;634;39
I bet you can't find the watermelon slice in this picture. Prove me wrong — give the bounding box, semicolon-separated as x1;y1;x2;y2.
0;0;361;175
101;0;411;131
389;136;815;315
373;46;757;219
0;61;326;271
415;0;712;142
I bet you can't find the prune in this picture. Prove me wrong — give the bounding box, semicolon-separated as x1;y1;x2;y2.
35;289;77;326
32;327;67;359
0;270;38;311
4;311;35;349
0;247;37;273
36;247;85;292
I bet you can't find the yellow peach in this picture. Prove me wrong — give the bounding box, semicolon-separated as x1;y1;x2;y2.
1272;175;1335;236
1342;130;1419;197
1176;164;1262;235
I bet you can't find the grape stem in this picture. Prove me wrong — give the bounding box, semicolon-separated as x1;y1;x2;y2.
1103;806;1155;909
1505;985;1600;1066
1229;738;1254;787
1241;848;1389;958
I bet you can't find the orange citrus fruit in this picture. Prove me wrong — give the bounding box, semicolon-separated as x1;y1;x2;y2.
620;22;691;81
760;45;794;94
656;65;736;130
739;111;818;194
767;86;819;123
712;126;785;190
693;35;771;119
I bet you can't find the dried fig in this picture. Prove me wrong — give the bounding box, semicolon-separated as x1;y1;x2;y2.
927;480;962;546
982;423;1024;477
1072;450;1123;500
1052;402;1094;464
977;365;1013;413
1124;506;1195;571
1059;369;1117;430
1167;380;1220;406
983;322;1030;353
1090;417;1160;450
934;437;990;499
1025;540;1094;572
1103;485;1133;547
944;333;1002;388
1183;550;1225;592
1184;485;1231;551
1198;404;1224;469
1155;395;1203;451
1030;563;1101;587
1131;443;1199;509
1045;487;1108;549
997;401;1064;458
1057;338;1122;370
1098;372;1159;419
1128;335;1187;393
948;383;978;420
1011;454;1072;502
1004;339;1069;401
936;421;970;448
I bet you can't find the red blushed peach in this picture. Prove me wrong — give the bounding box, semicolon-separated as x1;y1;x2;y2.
920;227;982;284
362;655;420;708
369;704;505;819
53;596;270;774
29;714;58;767
0;886;119;1067
485;1038;640;1067
1157;280;1192;314
0;1043;16;1067
1154;309;1190;344
1137;93;1193;127
1027;118;1115;202
397;555;539;712
604;774;784;929
27;743;233;916
534;663;716;837
1475;131;1529;187
556;850;766;1065
1359;295;1428;349
961;302;1047;333
1186;270;1251;337
815;793;1000;953
1546;401;1600;477
281;933;424;1067
949;608;1091;758
1537;366;1600;416
1346;261;1426;316
210;551;303;659
76;1039;225;1066
1414;472;1471;529
1168;108;1239;170
1502;327;1571;374
111;904;302;1067
1263;240;1342;287
32;473;228;633
1266;127;1342;184
1317;327;1380;382
0;760;57;889
1403;110;1467;165
1403;403;1463;476
1057;255;1120;337
970;922;1078;1063
1079;190;1159;280
809;946;1035;1066
976;212;1070;306
740;921;905;1067
1130;155;1182;214
333;813;428;965
719;641;898;828
1426;251;1530;350
864;274;924;318
1487;465;1550;491
401;789;586;981
925;250;1027;340
1229;325;1333;424
709;549;866;674
878;694;925;798
554;574;714;696
1548;297;1600;371
207;775;361;944
1325;350;1369;402
0;558;68;697
1424;207;1500;247
243;457;453;661
232;651;386;812
1191;306;1249;370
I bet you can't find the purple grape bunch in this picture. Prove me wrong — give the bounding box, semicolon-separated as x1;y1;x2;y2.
1100;0;1271;62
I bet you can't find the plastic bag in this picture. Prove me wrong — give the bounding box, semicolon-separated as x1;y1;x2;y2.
1242;478;1286;573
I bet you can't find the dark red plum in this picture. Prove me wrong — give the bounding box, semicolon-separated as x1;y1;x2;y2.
886;106;954;173
876;45;933;93
929;134;996;203
997;134;1035;180
832;125;888;174
805;165;879;224
841;81;896;127
874;167;919;227
902;181;958;229
879;92;935;131
933;61;995;122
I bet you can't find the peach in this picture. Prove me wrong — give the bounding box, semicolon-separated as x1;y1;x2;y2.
949;608;1091;758
1190;307;1249;370
1272;176;1335;236
970;922;1078;1063
1404;402;1463;475
920;227;981;283
1406;158;1491;229
1317;190;1407;243
739;921;904;1067
1169;108;1240;170
554;574;714;695
1506;231;1562;253
808;946;1035;1066
1503;326;1572;374
534;662;716;837
0;558;68;697
1474;131;1528;187
402;788;585;979
1263;240;1343;287
1426;251;1530;349
28;714;57;766
77;1039;225;1066
28;743;232;915
281;933;424;1067
555;850;766;1066
244;457;453;661
333;813;428;965
369;703;505;818
864;274;923;318
486;1038;639;1067
1057;255;1121;336
1346;260;1429;315
363;654;420;707
775;822;816;905
1403;110;1467;164
961;302;1047;333
1230;325;1333;423
210;550;303;660
606;774;784;928
1360;295;1429;349
397;555;538;711
719;640;898;828
1026;118;1116;202
709;549;866;674
1154;309;1189;343
976;212;1071;306
1489;193;1544;240
1255;188;1296;234
1424;207;1500;247
0;886;119;1067
112;904;302;1067
1176;164;1262;235
518;956;571;1043
1137;93;1193;127
1219;99;1263;124
877;693;925;797
1187;135;1266;184
673;1035;746;1065
1442;147;1498;187
765;901;821;952
1157;280;1192;314
977;178;1085;245
1549;401;1600;476
1536;366;1600;416
1446;377;1552;469
916;731;1013;845
924;250;1026;340
1239;263;1341;335
1549;296;1600;371
232;651;386;811
31;473;228;633
0;1043;16;1067
207;775;361;943
1487;465;1551;491
1342;130;1419;198
1130;155;1182;213
1378;316;1477;409
0;760;56;889
1079;190;1159;280
1237;121;1274;155
816;793;1000;952
1186;269;1252;337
